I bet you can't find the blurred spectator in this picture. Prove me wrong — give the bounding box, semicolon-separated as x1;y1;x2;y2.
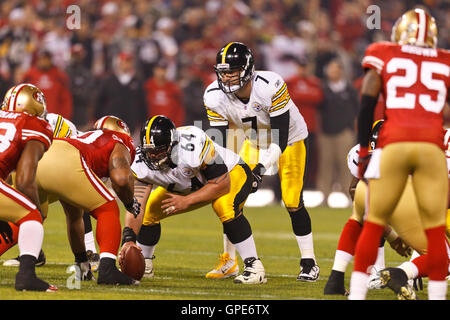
94;51;147;138
42;18;71;70
285;56;323;189
65;43;95;130
0;74;13;101
317;59;359;204
135;17;163;81
0;7;35;78
144;60;185;127
23;49;73;120
179;65;207;127
153;17;178;80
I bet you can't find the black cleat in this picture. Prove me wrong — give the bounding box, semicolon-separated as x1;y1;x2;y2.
15;272;58;292
324;270;349;296
97;257;139;286
297;258;320;282
14;255;57;292
379;267;416;300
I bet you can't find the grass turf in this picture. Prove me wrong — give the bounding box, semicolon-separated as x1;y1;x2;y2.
0;202;444;301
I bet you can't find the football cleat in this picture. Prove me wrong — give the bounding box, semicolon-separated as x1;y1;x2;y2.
297;258;320;282
15;272;58;292
3;249;46;267
367;266;383;290
233;257;267;284
379;267;417;300
324;270;349;296
97;257;139;285
206;253;239;279
87;250;100;272
144;256;155;278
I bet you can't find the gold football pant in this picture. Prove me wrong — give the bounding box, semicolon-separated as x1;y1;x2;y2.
366;142;447;230
142;163;252;225
353;178;429;254
239;139;307;208
36;140;116;213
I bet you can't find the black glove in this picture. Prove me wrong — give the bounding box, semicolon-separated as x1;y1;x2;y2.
0;220;13;244
124;197;141;218
413;277;423;291
250;163;265;193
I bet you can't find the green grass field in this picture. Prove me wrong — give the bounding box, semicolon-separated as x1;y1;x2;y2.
0;202;445;301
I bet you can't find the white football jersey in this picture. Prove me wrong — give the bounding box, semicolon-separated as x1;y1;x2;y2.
46;113;78;138
131;125;241;194
204;70;308;149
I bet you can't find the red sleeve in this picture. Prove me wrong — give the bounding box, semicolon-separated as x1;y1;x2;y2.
112;132;136;162
361;42;390;74
22;116;53;150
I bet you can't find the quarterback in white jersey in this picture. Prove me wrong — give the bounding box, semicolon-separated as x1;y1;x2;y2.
203;42;319;281
120;115;267;284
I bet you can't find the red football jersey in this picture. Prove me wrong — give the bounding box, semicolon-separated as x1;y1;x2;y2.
362;41;450;149
61;130;136;179
0;110;53;179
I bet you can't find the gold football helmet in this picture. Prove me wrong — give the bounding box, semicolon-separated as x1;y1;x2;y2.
1;83;47;118
391;8;438;48
94;115;131;136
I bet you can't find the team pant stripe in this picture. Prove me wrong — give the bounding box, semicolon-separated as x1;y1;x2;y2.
0;180;36;210
80;156;115;202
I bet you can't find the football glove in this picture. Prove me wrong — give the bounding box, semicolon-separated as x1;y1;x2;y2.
75;261;95;281
251;163;265;193
0;221;13;244
124;197;141;218
388;237;412;258
357;146;370;180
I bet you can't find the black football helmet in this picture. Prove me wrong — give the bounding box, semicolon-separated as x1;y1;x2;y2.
214;42;255;93
369;119;384;152
140;115;179;170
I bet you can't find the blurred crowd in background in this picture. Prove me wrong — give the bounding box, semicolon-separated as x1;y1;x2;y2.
0;0;449;202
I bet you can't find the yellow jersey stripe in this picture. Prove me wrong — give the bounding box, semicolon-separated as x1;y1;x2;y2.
53;115;63;138
221;42;235;64
270;96;291;113
272;88;289;108
272;83;287;102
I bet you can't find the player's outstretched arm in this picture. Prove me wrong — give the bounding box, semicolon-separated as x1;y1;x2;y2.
162;172;230;215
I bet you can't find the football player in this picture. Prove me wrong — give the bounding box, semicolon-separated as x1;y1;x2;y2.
0;83;57;291
202;42;319;281
349;8;450;300
0;112;77;266
33;114;139;285
367;127;450;300
324;120;413;296
120;115;267;284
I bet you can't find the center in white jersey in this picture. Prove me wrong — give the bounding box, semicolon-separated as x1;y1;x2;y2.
131;125;241;194
204;70;308;148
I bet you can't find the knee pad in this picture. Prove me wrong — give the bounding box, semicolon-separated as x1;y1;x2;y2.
137;224;161;246
222;214;252;244
288;206;311;236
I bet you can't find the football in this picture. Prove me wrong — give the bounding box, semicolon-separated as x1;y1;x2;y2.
119;245;145;280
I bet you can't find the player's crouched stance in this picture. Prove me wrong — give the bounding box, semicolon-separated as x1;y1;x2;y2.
0;84;57;291
120;115;267;284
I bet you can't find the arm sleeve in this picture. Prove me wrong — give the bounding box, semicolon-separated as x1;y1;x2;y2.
269;109;289;153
